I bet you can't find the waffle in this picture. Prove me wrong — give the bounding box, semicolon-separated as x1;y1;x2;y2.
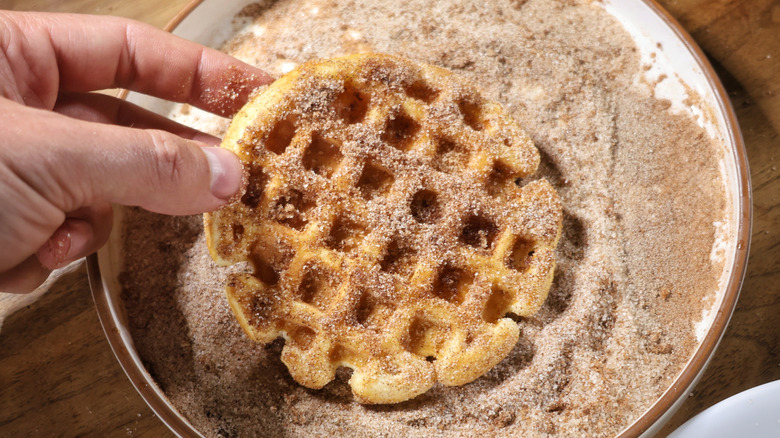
205;54;562;404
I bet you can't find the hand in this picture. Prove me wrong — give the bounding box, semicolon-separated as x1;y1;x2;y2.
0;11;272;293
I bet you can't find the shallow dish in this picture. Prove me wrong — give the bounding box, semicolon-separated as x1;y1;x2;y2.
88;0;751;436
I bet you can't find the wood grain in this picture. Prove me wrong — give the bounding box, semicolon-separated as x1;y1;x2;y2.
0;0;190;28
0;264;171;437
0;0;778;436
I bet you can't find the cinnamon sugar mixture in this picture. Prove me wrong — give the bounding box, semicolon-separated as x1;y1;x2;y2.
119;0;728;436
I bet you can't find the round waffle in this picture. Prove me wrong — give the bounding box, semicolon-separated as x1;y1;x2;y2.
205;53;562;404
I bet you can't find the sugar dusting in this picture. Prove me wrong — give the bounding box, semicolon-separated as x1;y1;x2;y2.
119;0;730;436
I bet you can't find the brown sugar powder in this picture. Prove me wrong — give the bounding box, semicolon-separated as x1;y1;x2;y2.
119;0;729;436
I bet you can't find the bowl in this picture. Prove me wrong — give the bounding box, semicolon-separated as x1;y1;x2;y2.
668;379;780;437
88;0;751;436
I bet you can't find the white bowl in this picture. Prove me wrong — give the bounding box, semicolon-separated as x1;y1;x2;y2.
669;379;780;437
88;1;751;436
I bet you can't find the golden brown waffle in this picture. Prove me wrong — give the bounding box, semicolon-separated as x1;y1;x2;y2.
205;54;562;404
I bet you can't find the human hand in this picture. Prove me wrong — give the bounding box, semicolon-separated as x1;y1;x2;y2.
0;11;272;293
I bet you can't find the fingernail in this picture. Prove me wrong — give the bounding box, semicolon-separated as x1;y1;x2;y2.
203;147;243;201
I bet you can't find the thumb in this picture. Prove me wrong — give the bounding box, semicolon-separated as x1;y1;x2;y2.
6;104;244;216
86;128;244;215
0;100;244;291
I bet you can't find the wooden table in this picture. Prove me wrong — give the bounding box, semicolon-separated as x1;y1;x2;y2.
1;0;778;436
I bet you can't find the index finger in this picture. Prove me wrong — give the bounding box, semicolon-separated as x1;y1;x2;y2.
29;12;272;117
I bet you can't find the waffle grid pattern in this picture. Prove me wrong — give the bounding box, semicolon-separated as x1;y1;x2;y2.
206;54;562;403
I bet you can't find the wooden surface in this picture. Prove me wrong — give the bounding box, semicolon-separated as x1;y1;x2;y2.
0;0;778;436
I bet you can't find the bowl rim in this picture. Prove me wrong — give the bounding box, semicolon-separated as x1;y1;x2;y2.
88;7;207;438
613;1;752;435
87;0;752;437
